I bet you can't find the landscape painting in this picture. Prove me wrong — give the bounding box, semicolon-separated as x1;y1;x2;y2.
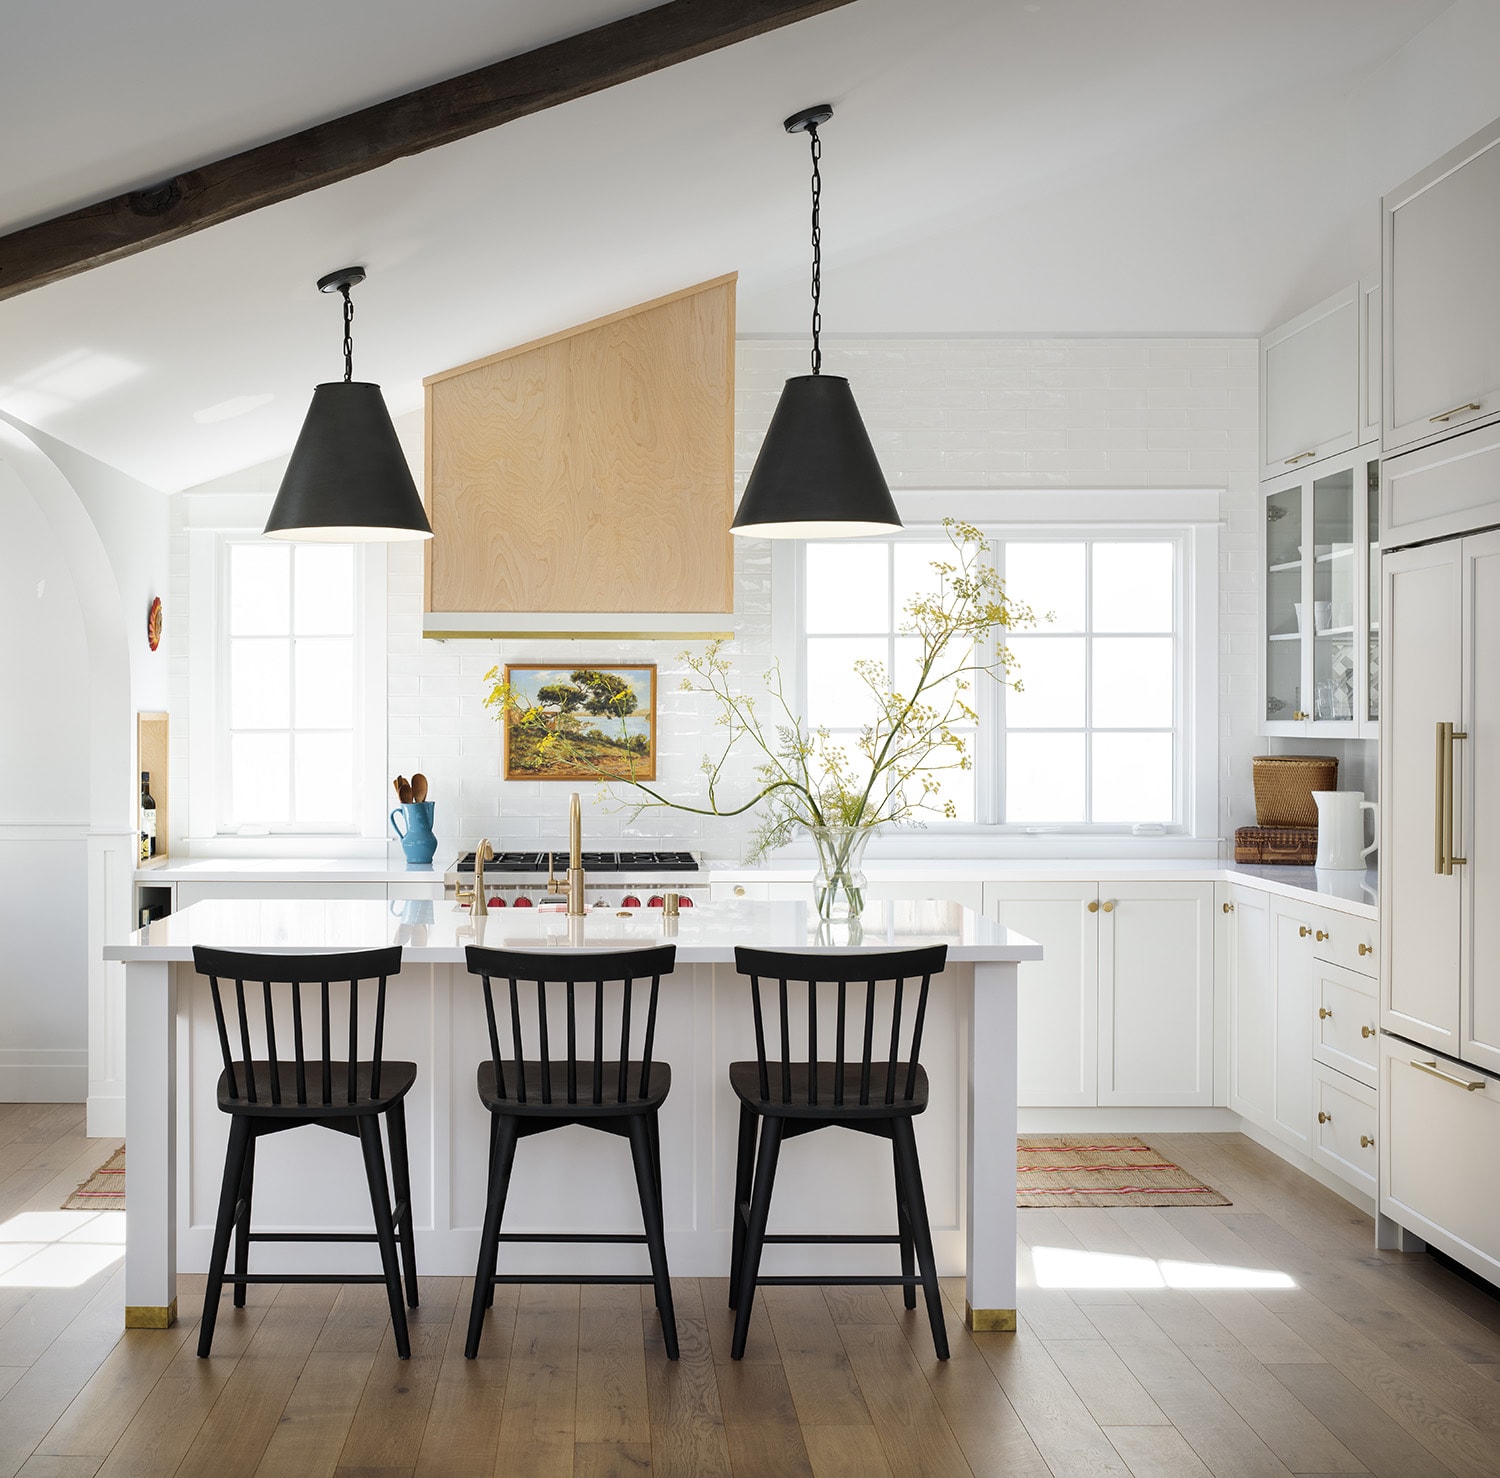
501;664;657;781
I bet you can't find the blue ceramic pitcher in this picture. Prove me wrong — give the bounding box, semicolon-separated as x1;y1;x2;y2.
390;801;437;864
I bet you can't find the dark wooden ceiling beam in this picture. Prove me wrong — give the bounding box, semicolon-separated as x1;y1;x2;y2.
0;0;857;304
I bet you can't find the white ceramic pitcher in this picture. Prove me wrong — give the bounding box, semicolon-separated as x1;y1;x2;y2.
1313;790;1378;872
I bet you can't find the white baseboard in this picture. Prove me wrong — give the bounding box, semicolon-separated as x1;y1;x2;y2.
1018;1106;1241;1133
86;1094;125;1138
0;1052;87;1103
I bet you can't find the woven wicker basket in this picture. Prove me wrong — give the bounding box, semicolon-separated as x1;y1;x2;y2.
1252;755;1339;828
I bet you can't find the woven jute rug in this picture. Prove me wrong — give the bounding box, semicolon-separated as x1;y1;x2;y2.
1017;1135;1230;1208
63;1146;125;1211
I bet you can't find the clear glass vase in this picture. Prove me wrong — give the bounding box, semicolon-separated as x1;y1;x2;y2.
810;823;876;920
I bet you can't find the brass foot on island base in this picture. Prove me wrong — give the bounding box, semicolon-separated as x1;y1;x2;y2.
125;1300;177;1330
965;1304;1017;1332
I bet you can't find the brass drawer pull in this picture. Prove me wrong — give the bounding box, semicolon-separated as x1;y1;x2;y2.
733;885;746;897
1222;901;1235;914
1285;449;1318;464
1361;1025;1375;1039
1299;925;1312;938
1430;401;1481;423
1088;899;1100;913
1318;1111;1332;1124
1318;1007;1333;1020
1316;930;1330;942
1360;1135;1375;1149
1101;900;1115;913
1358;943;1372;956
1412;1059;1487;1092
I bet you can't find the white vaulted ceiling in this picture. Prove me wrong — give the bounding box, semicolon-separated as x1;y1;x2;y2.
0;0;1490;490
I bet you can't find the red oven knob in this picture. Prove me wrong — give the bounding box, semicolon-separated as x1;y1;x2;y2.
511;896;533;908
621;895;641;909
677;895;694;907
648;895;664;908
487;896;505;908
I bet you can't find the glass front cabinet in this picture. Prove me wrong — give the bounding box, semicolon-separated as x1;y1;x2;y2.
1261;448;1380;737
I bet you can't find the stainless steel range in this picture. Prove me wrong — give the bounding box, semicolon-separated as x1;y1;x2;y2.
443;848;707;911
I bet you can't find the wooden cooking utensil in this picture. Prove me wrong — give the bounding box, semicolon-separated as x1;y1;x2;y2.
411;773;428;803
395;776;413;804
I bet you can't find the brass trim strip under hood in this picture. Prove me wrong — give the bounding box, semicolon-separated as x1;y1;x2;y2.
421;612;734;642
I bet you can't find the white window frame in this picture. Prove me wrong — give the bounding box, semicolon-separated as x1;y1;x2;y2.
771;489;1220;845
184;493;388;846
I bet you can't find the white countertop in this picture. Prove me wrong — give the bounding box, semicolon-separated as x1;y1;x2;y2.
134;853;456;885
105;897;1043;965
709;857;1378;918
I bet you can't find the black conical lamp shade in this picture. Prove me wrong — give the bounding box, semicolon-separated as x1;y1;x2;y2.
732;373;902;539
264;381;433;542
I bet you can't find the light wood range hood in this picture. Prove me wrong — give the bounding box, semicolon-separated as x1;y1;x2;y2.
422;274;736;640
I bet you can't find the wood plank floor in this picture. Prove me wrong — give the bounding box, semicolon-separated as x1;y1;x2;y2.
2;1107;1499;1477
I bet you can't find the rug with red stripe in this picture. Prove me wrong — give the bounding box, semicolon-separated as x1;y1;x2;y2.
1017;1135;1229;1208
63;1146;125;1211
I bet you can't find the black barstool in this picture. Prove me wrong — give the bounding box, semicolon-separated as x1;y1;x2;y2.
191;945;418;1359
728;943;950;1360
462;944;679;1360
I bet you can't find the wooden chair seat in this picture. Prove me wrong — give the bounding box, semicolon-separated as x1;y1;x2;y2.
478;1059;670;1117
217;1060;417;1118
728;1060;928;1119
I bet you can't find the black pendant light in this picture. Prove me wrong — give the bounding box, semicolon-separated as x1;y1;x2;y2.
264;267;433;543
732;104;901;540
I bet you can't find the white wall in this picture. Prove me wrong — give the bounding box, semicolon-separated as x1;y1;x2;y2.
176;335;1264;860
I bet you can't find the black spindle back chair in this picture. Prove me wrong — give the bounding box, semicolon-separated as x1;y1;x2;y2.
190;945;418;1359
728;944;950;1360
462;944;680;1360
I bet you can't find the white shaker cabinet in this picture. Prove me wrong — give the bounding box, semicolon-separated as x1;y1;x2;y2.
1270;905;1315;1153
1359;275;1381;448
1097;883;1214;1107
1226;884;1274;1125
983;882;1098;1107
1259;284;1361;481
986;879;1213;1108
1382;117;1500;455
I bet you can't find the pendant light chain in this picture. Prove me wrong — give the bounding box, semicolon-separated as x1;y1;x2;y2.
808;120;823;376
341;283;355;383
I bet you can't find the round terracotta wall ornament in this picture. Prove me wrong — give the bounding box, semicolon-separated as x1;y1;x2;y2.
147;596;163;652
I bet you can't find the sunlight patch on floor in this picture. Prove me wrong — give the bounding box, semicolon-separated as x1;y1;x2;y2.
0;1210;125;1287
1031;1244;1296;1291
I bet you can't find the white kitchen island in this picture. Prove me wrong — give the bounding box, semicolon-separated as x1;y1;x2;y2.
105;897;1040;1333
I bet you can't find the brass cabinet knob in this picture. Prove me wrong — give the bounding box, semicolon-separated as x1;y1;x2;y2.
733;885;746;897
1318;1111;1332;1124
1222;901;1235;914
1358;943;1373;956
1101;900;1115;913
1087;899;1100;913
1293;710;1309;721
1360;1134;1375;1149
1318;1006;1333;1020
1299;925;1312;937
1316;930;1330;942
1361;1025;1375;1039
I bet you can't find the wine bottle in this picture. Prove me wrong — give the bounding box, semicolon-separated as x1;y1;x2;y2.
140;771;157;861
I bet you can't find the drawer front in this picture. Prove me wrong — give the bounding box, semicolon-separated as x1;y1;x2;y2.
1312;1065;1377;1195
1314;964;1378;1087
1380;1040;1500;1280
1310;913;1377;978
1383;422;1500;548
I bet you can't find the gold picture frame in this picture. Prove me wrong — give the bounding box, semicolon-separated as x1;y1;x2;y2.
502;664;658;782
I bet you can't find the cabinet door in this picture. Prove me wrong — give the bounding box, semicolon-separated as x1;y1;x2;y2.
1461;530;1500;1075
1263;477;1309;731
984;882;1098;1107
1359;275;1381;447
1097;882;1214;1107
1228;885;1274;1127
1271;905;1315;1151
1307;461;1361;734
1383;121;1500;454
1382;541;1462;1055
1260;285;1359;480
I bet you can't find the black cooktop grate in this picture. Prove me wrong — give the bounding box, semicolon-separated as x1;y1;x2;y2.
454;850;699;873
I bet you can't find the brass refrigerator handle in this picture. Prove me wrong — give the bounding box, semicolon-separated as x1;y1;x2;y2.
1412;1059;1487;1092
1435;721;1468;875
